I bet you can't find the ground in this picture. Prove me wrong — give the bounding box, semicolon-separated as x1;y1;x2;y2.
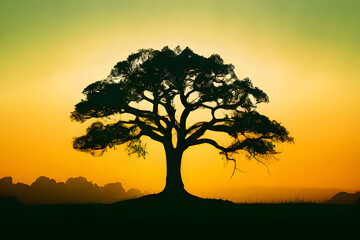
0;194;359;239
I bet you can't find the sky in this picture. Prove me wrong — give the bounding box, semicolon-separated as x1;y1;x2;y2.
0;0;359;202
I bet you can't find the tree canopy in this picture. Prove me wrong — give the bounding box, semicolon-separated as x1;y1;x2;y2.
71;46;293;177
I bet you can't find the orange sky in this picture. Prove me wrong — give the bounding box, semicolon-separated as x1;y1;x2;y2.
0;0;359;202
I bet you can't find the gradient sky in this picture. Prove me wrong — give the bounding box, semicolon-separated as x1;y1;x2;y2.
0;0;359;201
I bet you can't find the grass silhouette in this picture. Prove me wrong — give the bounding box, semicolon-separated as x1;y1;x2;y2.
1;194;359;239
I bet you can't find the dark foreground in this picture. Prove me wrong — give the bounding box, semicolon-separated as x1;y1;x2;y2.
1;195;359;240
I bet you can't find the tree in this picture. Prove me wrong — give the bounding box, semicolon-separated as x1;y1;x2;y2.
71;46;293;198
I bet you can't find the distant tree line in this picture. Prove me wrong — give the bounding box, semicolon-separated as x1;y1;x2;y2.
0;176;142;204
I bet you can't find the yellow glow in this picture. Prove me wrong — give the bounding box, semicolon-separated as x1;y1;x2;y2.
1;0;359;202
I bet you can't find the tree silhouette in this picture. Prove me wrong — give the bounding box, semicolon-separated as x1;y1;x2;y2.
71;46;293;197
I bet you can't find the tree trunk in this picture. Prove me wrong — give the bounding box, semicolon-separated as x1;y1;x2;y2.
162;147;187;197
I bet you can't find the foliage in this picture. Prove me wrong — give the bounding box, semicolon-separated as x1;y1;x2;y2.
71;46;293;173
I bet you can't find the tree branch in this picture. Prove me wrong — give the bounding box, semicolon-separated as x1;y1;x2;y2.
124;104;171;128
134;118;165;143
186;138;244;178
186;138;227;151
184;117;232;145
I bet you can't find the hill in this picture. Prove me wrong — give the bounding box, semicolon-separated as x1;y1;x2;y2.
326;191;360;204
1;194;359;239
